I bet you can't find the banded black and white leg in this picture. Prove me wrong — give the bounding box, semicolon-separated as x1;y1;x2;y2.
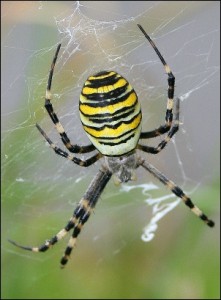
138;24;175;139
140;158;214;227
44;43;96;154
9;167;112;267
137;97;180;154
60;167;112;266
36;124;102;167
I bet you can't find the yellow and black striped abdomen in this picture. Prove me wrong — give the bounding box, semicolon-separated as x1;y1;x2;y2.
79;71;142;156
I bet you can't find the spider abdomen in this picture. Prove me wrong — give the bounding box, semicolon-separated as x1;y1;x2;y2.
79;71;142;156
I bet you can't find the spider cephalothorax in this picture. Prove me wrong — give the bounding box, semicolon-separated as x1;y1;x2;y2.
105;153;138;184
9;24;214;267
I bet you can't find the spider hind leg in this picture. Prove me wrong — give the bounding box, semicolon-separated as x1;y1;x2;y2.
60;168;112;267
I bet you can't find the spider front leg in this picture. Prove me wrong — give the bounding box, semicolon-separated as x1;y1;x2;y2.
139;158;214;227
9;167;112;267
45;43;96;154
138;24;175;139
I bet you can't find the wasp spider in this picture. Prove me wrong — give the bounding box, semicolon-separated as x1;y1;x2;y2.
9;24;214;267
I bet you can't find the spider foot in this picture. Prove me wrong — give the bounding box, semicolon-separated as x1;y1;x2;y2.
8;238;56;253
36;123;54;146
8;239;36;252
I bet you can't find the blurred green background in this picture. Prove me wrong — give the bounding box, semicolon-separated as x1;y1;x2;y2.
2;2;220;299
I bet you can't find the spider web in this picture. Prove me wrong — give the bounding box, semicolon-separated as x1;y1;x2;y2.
2;1;219;270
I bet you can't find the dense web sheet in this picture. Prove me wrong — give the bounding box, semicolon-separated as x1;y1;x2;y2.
2;1;219;265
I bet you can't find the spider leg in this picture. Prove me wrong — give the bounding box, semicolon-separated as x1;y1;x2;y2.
140;124;171;139
36;123;102;167
9;168;112;266
137;98;180;154
8;208;83;253
138;24;175;137
139;158;214;227
60;167;112;267
8;199;99;253
45;43;96;154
